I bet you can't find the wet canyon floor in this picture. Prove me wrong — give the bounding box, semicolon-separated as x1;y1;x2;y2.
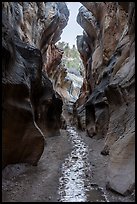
2;126;134;202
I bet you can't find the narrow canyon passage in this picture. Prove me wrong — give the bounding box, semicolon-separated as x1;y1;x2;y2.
2;2;135;203
2;123;134;202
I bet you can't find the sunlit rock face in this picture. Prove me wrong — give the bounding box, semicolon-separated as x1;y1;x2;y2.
43;42;83;128
76;2;135;195
43;43;83;105
2;2;69;168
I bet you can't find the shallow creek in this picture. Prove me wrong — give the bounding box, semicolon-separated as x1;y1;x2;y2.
58;126;108;202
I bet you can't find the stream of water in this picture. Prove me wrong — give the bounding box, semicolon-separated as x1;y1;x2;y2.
58;126;108;202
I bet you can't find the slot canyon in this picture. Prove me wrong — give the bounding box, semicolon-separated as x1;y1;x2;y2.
2;2;135;202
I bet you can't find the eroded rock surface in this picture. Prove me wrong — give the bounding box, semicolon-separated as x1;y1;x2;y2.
2;2;69;168
75;2;135;195
2;1;135;198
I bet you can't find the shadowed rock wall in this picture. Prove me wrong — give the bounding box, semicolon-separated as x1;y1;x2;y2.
2;2;69;168
75;2;135;195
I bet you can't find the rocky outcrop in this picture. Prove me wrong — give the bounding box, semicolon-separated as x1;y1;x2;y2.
75;2;135;195
2;2;69;168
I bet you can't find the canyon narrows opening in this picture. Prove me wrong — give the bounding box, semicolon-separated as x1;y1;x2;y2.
2;2;135;203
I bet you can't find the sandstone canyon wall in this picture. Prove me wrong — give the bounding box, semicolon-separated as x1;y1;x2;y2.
2;1;135;197
2;2;69;168
75;2;135;195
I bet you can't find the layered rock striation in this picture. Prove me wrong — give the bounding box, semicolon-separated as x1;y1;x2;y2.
75;2;135;195
2;2;69;168
2;1;135;197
